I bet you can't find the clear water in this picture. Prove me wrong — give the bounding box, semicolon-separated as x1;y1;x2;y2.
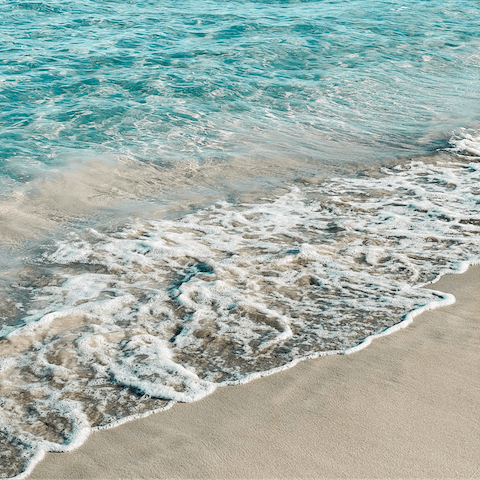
1;0;480;182
1;0;480;477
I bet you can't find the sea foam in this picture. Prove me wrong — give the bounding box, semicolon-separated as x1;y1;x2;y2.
1;137;480;478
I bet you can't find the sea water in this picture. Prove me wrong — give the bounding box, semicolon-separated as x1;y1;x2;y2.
1;0;480;477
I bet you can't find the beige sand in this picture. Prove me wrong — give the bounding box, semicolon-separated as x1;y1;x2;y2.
30;267;480;479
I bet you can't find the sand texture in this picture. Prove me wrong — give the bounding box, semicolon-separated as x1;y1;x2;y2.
30;267;480;479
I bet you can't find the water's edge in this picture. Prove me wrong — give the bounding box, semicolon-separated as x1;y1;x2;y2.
17;263;471;480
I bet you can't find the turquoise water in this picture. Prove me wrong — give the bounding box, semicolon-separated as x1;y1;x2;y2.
1;1;480;478
1;0;480;185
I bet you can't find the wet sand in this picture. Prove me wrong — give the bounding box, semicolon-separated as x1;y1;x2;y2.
30;266;480;479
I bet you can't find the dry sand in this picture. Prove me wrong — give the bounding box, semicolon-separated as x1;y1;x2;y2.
30;267;480;479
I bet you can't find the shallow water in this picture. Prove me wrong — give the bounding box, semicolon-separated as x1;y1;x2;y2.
2;0;480;182
1;0;480;478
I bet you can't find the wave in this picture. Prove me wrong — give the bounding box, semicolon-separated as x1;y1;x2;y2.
1;132;480;479
0;152;320;244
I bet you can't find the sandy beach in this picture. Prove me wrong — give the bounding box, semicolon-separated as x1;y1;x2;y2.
30;266;480;479
4;2;480;479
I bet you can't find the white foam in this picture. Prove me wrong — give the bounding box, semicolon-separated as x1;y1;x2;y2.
3;150;480;479
109;336;216;402
449;128;480;156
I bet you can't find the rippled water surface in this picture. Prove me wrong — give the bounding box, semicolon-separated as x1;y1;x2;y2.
1;0;480;181
1;0;480;478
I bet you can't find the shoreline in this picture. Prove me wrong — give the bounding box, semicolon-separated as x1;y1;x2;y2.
29;265;480;479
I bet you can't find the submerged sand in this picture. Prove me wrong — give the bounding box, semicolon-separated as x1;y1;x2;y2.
30;266;480;479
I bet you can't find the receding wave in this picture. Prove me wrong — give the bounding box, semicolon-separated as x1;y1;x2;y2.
0;153;319;245
1;133;480;478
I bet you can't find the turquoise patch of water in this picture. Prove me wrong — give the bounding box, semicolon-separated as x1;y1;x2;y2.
0;0;479;185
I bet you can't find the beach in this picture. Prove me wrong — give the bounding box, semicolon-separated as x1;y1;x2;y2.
29;266;480;479
2;1;480;477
